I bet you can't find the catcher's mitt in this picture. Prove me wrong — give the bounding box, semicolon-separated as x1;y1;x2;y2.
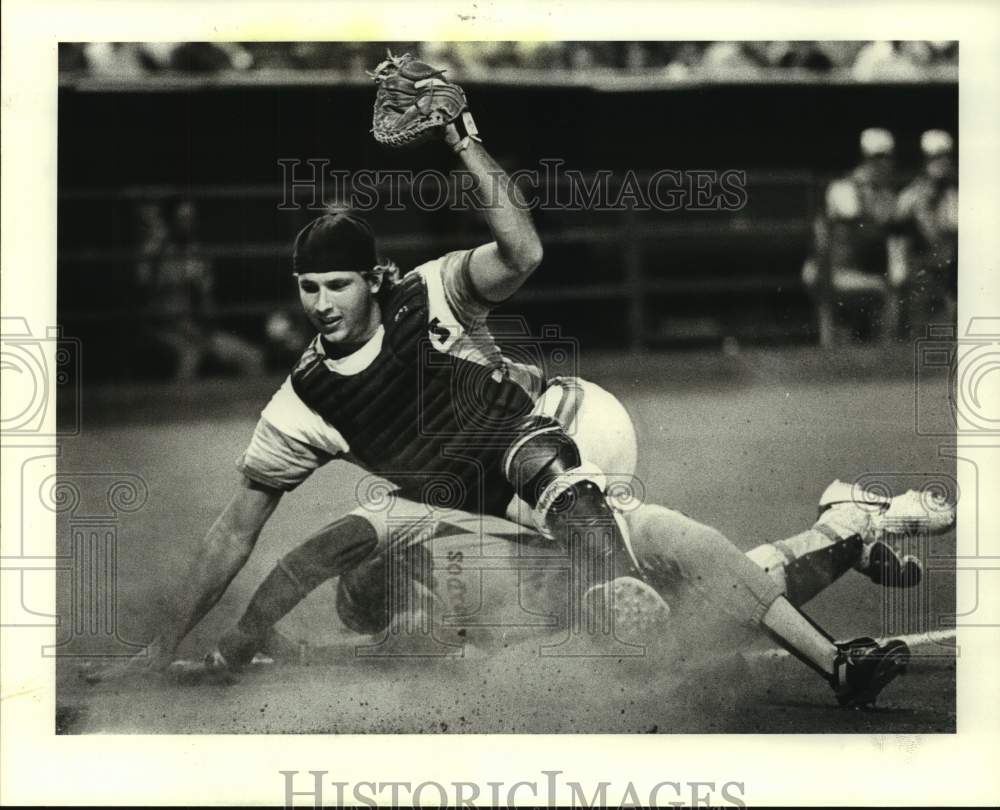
369;52;480;151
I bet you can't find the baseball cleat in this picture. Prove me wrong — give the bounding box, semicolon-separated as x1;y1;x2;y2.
818;479;956;588
376;579;473;653
161;652;238;686
830;636;910;708
875;486;957;536
863;541;923;589
215;626;261;671
203;647;233;671
260;628;301;663
585;576;671;645
385;578;444;633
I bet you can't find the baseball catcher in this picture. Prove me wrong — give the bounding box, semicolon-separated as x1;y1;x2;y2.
91;53;956;712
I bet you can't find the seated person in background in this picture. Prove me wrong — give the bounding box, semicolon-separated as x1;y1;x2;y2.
767;41;834;72
802;127;899;345
135;198;264;381
889;129;958;337
852;41;929;82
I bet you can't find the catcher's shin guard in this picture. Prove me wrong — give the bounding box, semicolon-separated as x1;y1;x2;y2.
747;528;862;607
818;479;956;588
503;415;642;584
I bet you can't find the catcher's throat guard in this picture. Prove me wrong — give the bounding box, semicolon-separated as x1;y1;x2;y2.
369;52;481;152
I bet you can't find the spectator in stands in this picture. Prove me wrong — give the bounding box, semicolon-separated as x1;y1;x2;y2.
81;43;150;79
889;130;958;335
925;40;959;66
59;43;90;73
61;40;957;82
818;41;867;70
566;41;618;72
852;41;927;81
768;41;834;72
240;42;299;70
802;128;900;345
101;42;253;74
661;42;707;79
135;198;263;381
699;41;767;79
511;41;566;71
417;41;463;75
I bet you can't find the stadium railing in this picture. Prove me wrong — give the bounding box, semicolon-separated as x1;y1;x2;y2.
58;169;819;358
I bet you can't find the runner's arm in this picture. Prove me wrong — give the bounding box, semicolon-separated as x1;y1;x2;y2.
149;475;283;666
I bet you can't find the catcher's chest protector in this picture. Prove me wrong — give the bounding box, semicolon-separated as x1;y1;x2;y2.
291;272;534;515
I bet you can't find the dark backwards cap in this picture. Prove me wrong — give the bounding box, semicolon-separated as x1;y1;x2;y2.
292;212;377;275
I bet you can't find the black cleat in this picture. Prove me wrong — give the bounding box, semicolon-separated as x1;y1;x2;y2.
831;636;910;708
215;626;261;672
865;541;923;588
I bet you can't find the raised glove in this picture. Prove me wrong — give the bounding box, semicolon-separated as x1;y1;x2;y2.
369;51;480;152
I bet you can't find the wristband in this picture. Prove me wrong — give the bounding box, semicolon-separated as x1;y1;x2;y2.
444;111;482;153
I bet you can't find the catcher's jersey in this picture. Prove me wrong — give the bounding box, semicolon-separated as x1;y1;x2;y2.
238;249;544;515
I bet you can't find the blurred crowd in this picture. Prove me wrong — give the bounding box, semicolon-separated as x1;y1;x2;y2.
127;124;958;381
60;40;958;81
802;128;957;346
60;42;958;378
119;127;959;378
133;197;266;380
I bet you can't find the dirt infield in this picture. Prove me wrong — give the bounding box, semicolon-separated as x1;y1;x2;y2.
53;366;957;734
59;638;955;734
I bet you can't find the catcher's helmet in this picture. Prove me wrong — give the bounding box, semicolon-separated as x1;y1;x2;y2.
292;212;377;275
